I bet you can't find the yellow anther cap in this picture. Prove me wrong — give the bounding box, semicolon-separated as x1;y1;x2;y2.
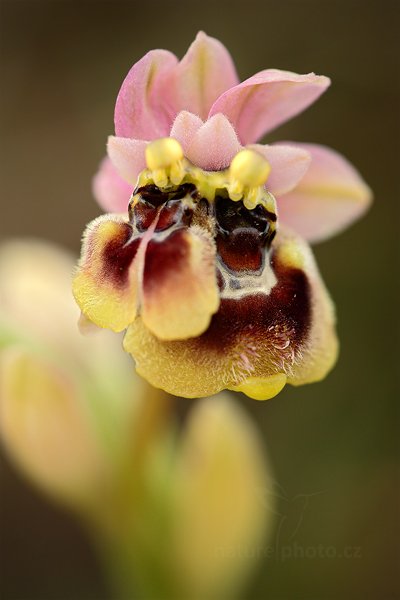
145;138;184;171
230;149;271;188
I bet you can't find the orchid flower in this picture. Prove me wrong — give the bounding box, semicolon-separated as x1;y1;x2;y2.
73;32;372;400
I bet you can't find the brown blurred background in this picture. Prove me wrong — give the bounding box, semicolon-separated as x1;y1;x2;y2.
1;1;399;599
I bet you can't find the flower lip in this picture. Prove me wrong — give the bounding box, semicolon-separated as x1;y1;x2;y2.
123;250;313;398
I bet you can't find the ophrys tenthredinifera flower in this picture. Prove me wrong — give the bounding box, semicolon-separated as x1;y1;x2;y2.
73;33;371;400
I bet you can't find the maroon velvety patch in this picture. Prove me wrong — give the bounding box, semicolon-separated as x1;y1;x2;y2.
143;229;189;295
100;222;141;287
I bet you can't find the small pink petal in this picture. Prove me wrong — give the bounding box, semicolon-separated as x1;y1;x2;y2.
114;50;178;139
92;157;133;213
170;111;204;155
249;143;311;196
186;113;241;171
209;69;330;144
277;143;373;243
168;31;239;120
107;136;147;185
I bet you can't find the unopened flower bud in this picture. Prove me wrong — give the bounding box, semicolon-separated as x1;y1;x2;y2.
170;394;273;600
0;347;108;508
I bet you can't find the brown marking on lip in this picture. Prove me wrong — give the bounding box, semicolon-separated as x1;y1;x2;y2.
156;202;182;231
101;223;141;287
214;196;277;273
132;184;196;232
143;228;189;295
135;184;167;207
134;183;198;205
133;202;159;231
214;196;273;235
196;253;311;354
156;201;193;231
216;228;264;273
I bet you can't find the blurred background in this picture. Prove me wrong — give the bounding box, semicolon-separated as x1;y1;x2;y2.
0;0;399;598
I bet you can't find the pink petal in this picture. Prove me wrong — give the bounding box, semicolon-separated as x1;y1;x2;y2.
170;111;203;155
92;157;133;213
249;143;311;196
277;143;373;243
167;31;239;120
114;50;178;139
186;113;241;171
107;136;147;185
209;69;330;144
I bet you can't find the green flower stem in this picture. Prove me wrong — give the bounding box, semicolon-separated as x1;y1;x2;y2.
83;390;181;600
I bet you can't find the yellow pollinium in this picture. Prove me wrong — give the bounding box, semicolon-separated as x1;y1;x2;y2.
145;138;183;170
230;149;271;188
145;138;185;187
228;149;271;210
